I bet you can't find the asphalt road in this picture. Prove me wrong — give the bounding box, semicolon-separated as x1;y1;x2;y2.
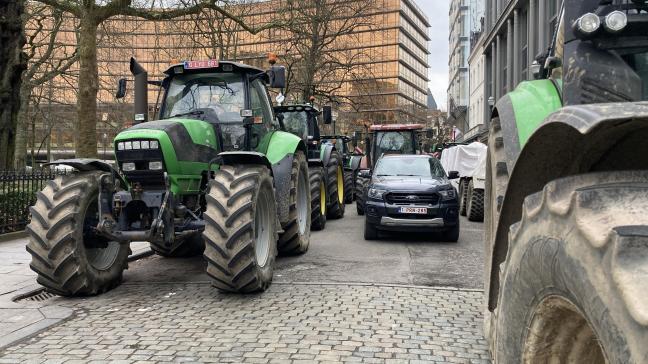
123;204;486;290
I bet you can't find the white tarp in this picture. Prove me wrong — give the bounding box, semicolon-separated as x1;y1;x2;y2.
440;142;488;178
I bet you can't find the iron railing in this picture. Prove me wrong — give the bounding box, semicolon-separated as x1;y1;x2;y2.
0;170;67;234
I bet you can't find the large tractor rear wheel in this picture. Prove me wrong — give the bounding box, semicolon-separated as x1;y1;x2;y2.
277;151;311;255
485;117;510;248
309;166;327;231
343;170;354;204
466;180;484;222
26;171;129;296
326;150;345;219
202;165;278;293
493;171;648;363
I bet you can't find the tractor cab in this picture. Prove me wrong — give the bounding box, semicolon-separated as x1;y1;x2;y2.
274;104;333;162
364;124;424;170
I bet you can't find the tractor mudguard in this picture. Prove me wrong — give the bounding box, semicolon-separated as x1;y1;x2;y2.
320;144;334;167
44;159;127;187
492;80;562;172
263;130;306;165
217;151;272;170
486;101;648;311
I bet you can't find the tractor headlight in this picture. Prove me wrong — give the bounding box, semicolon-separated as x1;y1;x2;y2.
604;11;627;32
148;161;163;170
122;162;136;172
439;188;456;201
117;142;125;151
150;140;159;149
576;13;601;34
132;141;141;150
368;188;387;200
124;141;133;150
141;140;150;149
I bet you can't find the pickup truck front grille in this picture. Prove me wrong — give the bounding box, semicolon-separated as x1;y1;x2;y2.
385;192;439;206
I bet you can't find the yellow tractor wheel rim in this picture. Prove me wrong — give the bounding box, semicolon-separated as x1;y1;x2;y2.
337;166;344;203
320;180;326;215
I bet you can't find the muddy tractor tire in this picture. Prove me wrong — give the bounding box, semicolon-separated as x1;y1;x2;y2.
26;171;130;296
325;150;345;219
355;176;368;216
309;166;327;231
277;151;311;255
343;170;354;204
485;117;510;249
459;179;468;216
492;171;648;363
202;165;278;293
466;180;484;222
151;234;205;257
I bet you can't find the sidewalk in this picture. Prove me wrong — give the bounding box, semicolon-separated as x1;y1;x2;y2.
0;235;151;349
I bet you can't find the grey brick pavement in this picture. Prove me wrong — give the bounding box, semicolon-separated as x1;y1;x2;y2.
0;282;491;363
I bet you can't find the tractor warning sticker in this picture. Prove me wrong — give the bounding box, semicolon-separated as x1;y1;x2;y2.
184;60;219;69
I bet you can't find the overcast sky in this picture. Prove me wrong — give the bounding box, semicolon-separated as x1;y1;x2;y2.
414;0;449;110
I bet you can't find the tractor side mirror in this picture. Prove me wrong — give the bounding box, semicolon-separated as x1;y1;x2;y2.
448;171;460;179
358;169;371;178
116;78;127;99
322;106;333;125
267;66;286;89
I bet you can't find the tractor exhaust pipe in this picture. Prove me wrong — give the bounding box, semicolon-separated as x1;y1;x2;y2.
130;57;148;124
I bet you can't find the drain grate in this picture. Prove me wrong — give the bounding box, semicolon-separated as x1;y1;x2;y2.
13;289;58;303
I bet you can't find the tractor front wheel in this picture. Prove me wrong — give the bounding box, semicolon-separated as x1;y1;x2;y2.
202;165;278;293
277;151;311;255
326;150;345;219
26;171;129;296
309;166;327;231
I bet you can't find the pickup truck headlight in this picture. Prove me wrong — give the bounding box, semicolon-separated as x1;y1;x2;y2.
439;189;456;201
368;188;387;200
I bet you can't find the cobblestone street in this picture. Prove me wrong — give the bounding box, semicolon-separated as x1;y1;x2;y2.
0;212;491;363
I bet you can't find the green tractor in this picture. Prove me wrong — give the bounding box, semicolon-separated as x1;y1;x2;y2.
274;104;345;231
26;58;312;295
354;124;427;215
321;134;363;205
485;2;648;362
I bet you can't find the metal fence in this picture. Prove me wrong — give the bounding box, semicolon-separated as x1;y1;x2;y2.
0;170;66;234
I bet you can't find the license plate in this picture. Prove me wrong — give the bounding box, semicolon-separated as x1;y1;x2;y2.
399;207;427;214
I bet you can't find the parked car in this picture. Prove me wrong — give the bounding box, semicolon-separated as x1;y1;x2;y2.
360;155;460;241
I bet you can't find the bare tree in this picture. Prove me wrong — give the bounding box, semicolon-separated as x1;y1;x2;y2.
14;4;78;168
278;0;376;105
0;0;28;170
33;0;279;158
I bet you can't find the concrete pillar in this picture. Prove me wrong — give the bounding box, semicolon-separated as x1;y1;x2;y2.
513;9;520;86
538;0;546;55
528;0;536;79
495;35;501;99
506;18;513;92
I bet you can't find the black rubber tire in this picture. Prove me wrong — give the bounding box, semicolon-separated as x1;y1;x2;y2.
441;223;460;242
309;166;327;231
343;170;354;204
364;219;378;240
493;171;648;363
459;179;468;216
277;151;311;255
26;171;129;296
151;234;205;257
325;150;345;219
355;175;368;216
466;180;484;222
485;117;510;252
202;165;278;293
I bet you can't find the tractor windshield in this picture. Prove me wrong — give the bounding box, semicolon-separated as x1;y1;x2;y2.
282;111;309;140
374;131;416;158
162;72;245;122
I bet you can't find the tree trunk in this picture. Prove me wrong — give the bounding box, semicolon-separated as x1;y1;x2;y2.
0;0;27;170
13;84;30;169
76;17;99;158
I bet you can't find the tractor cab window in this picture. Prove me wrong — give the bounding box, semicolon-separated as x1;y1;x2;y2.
374;131;416;158
250;79;273;126
162;72;245;123
282;111;309;140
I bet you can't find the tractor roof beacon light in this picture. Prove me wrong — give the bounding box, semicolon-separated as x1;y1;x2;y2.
575;13;601;34
604;11;628;33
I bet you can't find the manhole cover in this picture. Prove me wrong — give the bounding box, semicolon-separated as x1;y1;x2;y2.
13;289;57;303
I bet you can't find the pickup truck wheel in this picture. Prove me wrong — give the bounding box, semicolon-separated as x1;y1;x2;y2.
202;165;278;293
494;171;648;363
364;219;378;240
441;222;460;243
26;171;129;296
